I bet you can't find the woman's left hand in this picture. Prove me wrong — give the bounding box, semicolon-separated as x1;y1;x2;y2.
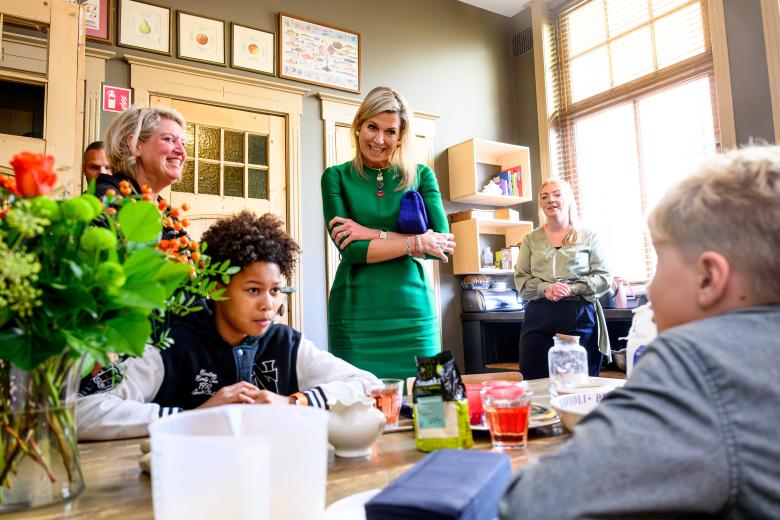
329;216;375;249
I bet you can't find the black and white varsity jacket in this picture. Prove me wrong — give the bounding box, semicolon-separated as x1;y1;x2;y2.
76;304;379;440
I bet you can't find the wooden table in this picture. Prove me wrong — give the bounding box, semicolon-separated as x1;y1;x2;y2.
4;378;618;519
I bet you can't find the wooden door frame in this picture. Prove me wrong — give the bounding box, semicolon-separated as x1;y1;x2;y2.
317;92;443;344
126;54;308;329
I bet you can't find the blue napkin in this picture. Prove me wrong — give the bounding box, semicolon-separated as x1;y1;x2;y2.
364;449;511;520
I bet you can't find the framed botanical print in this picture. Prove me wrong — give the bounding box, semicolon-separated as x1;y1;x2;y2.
278;13;360;93
177;11;226;66
118;0;171;55
231;23;274;76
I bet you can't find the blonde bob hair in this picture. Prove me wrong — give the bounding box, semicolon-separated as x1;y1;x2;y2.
648;145;780;303
538;178;580;245
104;105;185;178
351;86;418;191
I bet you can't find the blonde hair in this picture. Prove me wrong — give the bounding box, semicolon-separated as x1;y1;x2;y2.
104;105;185;178
351;86;417;191
648;145;780;303
538;178;580;245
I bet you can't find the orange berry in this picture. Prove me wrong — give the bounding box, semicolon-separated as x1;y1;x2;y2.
141;185;153;194
142;194;153;202
189;241;199;250
181;203;190;211
105;189;117;197
170;208;180;218
177;255;189;264
179;236;189;246
119;180;131;189
164;217;174;228
173;221;183;231
191;251;201;262
180;218;190;227
106;207;117;216
158;200;169;211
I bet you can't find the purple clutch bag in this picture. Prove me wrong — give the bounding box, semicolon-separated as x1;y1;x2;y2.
398;190;429;234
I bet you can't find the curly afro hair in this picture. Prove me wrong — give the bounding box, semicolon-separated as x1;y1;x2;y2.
200;211;300;279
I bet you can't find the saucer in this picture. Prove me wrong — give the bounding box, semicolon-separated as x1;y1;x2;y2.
324;488;381;520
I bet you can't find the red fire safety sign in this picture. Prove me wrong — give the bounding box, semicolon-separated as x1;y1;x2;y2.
102;85;132;113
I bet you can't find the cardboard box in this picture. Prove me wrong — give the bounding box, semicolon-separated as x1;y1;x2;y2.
449;209;494;223
494;208;519;221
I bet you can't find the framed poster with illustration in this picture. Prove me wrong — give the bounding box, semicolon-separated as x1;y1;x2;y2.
85;0;113;44
231;23;274;76
178;11;226;66
278;13;360;93
118;0;171;55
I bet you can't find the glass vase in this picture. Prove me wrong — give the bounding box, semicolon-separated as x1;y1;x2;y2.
0;354;85;512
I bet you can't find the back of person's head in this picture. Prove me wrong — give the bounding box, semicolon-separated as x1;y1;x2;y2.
104;106;185;178
648;145;780;304
351;86;417;190
83;140;105;159
201;211;300;279
538;178;581;245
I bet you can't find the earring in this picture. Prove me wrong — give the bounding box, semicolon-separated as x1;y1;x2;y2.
277;303;286;317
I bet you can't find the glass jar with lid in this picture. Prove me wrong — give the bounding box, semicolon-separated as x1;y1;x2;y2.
547;333;588;395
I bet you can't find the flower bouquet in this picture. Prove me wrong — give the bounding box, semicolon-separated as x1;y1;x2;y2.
0;152;235;511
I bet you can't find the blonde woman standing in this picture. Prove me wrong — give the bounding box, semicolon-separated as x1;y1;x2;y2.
514;179;612;378
321;86;454;379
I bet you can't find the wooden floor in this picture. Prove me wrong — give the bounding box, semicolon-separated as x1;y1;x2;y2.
484;362;626;380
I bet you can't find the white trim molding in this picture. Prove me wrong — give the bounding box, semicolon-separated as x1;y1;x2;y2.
708;0;737;150
761;0;780;143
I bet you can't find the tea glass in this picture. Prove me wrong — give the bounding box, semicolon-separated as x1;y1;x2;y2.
369;378;404;429
480;381;532;449
464;384;484;426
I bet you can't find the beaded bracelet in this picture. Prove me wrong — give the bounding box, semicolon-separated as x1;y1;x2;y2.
415;235;423;258
405;236;414;256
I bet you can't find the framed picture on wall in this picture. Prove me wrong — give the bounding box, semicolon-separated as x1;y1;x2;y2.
118;0;171;55
85;0;113;44
231;23;274;76
177;11;226;66
278;13;360;93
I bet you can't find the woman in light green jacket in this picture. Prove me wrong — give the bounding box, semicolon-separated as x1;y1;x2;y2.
513;179;612;378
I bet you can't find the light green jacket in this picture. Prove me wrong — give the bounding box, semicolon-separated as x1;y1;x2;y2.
514;226;613;358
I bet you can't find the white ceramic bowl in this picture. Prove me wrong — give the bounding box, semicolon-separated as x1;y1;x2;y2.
550;391;608;432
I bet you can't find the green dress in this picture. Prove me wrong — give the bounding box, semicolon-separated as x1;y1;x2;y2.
321;161;449;379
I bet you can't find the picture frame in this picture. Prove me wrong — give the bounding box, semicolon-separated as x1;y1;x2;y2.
118;0;171;55
278;13;360;93
177;11;226;66
85;0;113;44
231;23;275;76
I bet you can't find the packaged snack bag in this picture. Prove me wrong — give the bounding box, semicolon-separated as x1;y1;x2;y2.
412;351;474;452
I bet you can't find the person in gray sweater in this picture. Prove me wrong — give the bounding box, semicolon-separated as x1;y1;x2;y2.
500;145;780;519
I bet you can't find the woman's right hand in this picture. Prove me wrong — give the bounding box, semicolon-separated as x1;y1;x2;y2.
544;282;572;301
197;382;260;408
418;230;456;262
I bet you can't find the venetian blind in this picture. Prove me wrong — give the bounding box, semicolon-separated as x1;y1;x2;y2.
548;0;721;282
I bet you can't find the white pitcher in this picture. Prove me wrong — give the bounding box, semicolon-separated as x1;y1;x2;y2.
328;394;386;458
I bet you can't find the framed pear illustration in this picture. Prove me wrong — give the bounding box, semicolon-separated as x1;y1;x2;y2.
119;0;171;55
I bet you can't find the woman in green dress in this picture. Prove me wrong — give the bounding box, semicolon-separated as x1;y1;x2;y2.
321;86;455;379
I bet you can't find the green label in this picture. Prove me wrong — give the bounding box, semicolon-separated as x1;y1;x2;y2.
417;395;445;429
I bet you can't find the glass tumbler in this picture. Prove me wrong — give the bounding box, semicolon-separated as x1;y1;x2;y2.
480;382;532;449
369;379;404;429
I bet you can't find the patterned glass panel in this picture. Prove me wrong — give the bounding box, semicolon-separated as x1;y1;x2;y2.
172;159;195;193
184;123;195;157
248;168;267;200
224;131;245;163
248;134;267;165
198;162;220;195
224;165;244;197
198;126;220;160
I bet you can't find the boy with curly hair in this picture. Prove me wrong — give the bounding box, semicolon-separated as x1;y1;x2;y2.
77;211;379;440
501;145;780;518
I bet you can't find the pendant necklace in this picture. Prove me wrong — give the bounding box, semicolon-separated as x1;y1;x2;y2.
375;167;387;198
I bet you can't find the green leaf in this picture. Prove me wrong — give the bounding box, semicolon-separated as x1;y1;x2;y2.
225;266;241;275
0;328;61;370
118;201;162;243
116;279;166;309
104;312;152;357
154;262;191;298
123;248;165;281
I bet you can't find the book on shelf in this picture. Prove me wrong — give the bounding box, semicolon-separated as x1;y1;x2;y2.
449;208;495;223
491;165;522;197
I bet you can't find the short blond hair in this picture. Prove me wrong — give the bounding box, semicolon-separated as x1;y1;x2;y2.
104;106;185;179
351;86;417;191
648;145;780;303
538;178;580;245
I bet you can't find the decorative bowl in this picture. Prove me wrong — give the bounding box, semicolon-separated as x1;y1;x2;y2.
550;391;608;432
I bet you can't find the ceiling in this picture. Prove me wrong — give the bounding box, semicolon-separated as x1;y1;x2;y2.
457;0;531;17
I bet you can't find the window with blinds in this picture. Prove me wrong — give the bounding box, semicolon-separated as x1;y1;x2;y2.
549;0;720;282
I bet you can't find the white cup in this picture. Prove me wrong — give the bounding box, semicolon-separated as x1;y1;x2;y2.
150;404;329;520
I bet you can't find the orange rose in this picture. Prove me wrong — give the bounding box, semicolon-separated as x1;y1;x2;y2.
9;152;57;198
